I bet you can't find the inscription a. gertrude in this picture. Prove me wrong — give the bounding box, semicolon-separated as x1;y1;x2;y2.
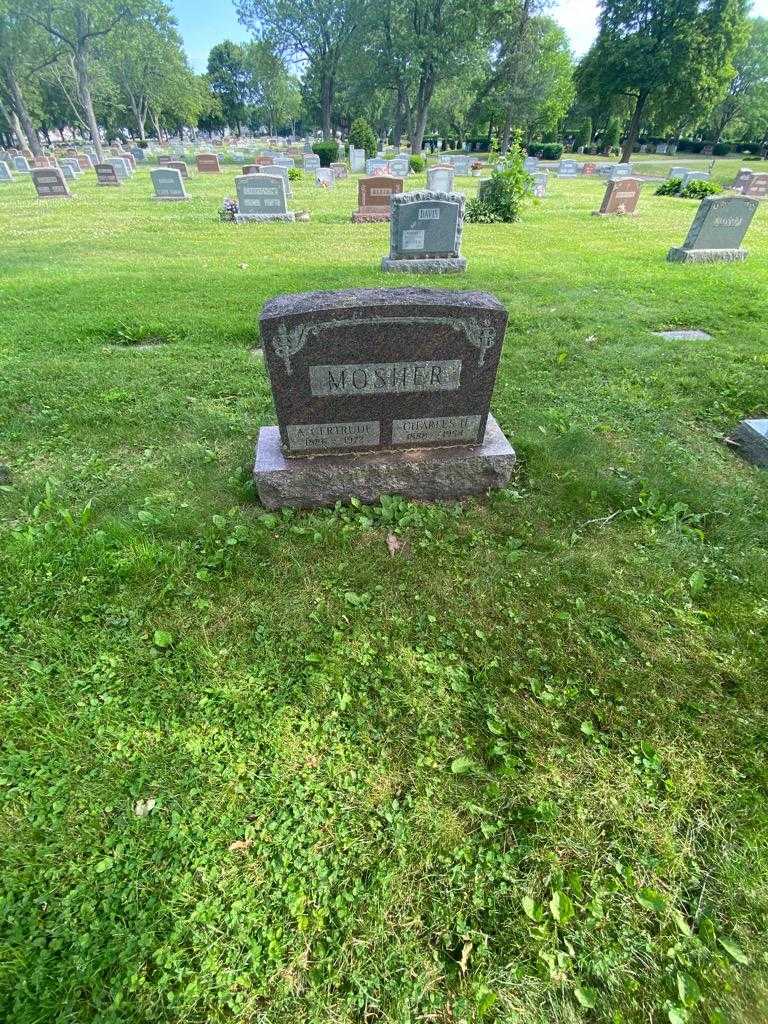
309;359;461;397
286;421;380;451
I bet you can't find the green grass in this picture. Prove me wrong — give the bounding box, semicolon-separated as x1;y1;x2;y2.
1;158;767;1024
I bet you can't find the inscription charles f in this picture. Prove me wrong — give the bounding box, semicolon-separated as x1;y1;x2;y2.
260;288;507;456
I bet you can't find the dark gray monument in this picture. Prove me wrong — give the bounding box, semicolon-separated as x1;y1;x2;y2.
667;196;759;263
234;173;294;222
730;419;768;468
31;167;72;199
151;167;188;200
382;191;466;273
95;162;121;186
253;287;515;507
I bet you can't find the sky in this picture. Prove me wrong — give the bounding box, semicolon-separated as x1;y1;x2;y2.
173;0;768;72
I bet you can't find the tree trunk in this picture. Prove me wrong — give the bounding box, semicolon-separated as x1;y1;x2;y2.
410;72;435;155
149;108;164;142
9;108;25;148
321;71;333;140
5;69;43;157
73;46;103;160
500;107;512;154
621;92;648;163
393;85;405;148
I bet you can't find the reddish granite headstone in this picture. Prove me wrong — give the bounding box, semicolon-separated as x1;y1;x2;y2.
582;162;598;175
743;173;768;199
351;175;403;223
76;154;92;171
157;155;172;166
196;154;220;173
242;163;260;176
595;177;641;215
168;160;188;178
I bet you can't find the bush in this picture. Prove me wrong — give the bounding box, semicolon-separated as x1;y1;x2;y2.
680;180;722;199
312;142;338;167
655;178;683;196
533;143;563;160
605;118;621;151
713;142;730;156
409;154;425;173
288;167;302;181
349;117;378;158
575;117;592;149
465;131;529;224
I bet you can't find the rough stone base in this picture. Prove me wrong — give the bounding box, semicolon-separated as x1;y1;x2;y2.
234;212;296;223
381;256;467;274
591;210;638;217
352;210;390;222
254;414;516;509
151;195;188;201
667;247;747;263
729;419;768;468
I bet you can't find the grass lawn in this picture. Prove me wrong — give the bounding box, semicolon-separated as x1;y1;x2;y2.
1;156;767;1024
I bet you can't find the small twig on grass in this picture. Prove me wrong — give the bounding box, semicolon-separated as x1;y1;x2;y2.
579;509;624;529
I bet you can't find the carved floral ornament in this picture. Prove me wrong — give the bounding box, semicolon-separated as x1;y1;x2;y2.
271;316;500;375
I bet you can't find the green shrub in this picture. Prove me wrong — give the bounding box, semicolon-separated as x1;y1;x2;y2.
465;131;529;224
655;178;683;196
576;117;592;149
312;142;338;167
533;143;562;160
680;179;722;199
288;167;302;181
605;118;621;151
713;142;730;156
349;117;378;158
409;154;425;173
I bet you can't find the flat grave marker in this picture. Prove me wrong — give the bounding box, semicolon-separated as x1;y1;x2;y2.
667;195;759;262
382;190;466;273
253;287;515;507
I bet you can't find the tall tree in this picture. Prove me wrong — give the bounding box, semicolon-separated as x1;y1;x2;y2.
207;40;250;135
16;0;148;160
709;17;768;141
0;2;59;156
576;0;748;162
235;0;369;139
242;40;300;134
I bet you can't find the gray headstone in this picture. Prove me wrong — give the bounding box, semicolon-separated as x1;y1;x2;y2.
731;419;768;468
106;157;130;180
611;163;633;177
669;166;689;179
523;156;539;172
683;170;710;185
315;168;334;188
303;154;321;172
350;147;366;172
668;195;759;262
427;166;454;192
234;173;294;222
59;162;76;180
32;167;71;199
532;172;547;197
131;146;147;162
366;158;388;175
13;156;30;173
382;191;466;273
258;287;507;457
389;155;409;177
557;159;579;178
151;167;187;200
265;162;292;196
0;160;12;182
656;143;668;155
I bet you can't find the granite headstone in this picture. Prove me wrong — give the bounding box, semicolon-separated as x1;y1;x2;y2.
351;175;403;222
32;166;71;199
234;173;294;222
95;162;121;186
197;153;221;173
151;167;188;200
594;176;641;215
382;191;466;273
667;195;759;262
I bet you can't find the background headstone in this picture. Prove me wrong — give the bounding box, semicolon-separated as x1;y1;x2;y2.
168;160;188;178
303;154;321;173
196;153;220;173
330;161;348;180
730;419;768;468
234;173;294;222
557;159;579;178
315;168;334;188
595;177;641;215
350;147;366;172
532;172;547;197
151;167;187;200
95;162;121;186
668;195;759;262
427;166;454;192
351;175;403;222
32;167;71;199
106;157;130;180
382;190;466;273
13;156;30;173
0;160;12;182
743;173;768;199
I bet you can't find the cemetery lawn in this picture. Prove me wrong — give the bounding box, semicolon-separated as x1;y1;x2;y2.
2;159;768;1024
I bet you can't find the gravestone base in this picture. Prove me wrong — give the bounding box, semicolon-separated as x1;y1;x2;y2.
729;419;768;468
667;246;747;263
234;212;296;223
151;195;188;201
254;414;515;509
352;210;391;222
381;256;467;274
591;210;638;217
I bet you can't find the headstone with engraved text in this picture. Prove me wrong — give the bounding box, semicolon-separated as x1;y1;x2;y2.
382;190;466;273
234;172;294;222
32;166;72;199
351;175;403;222
667;195;758;262
594;176;641;215
151;167;188;200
